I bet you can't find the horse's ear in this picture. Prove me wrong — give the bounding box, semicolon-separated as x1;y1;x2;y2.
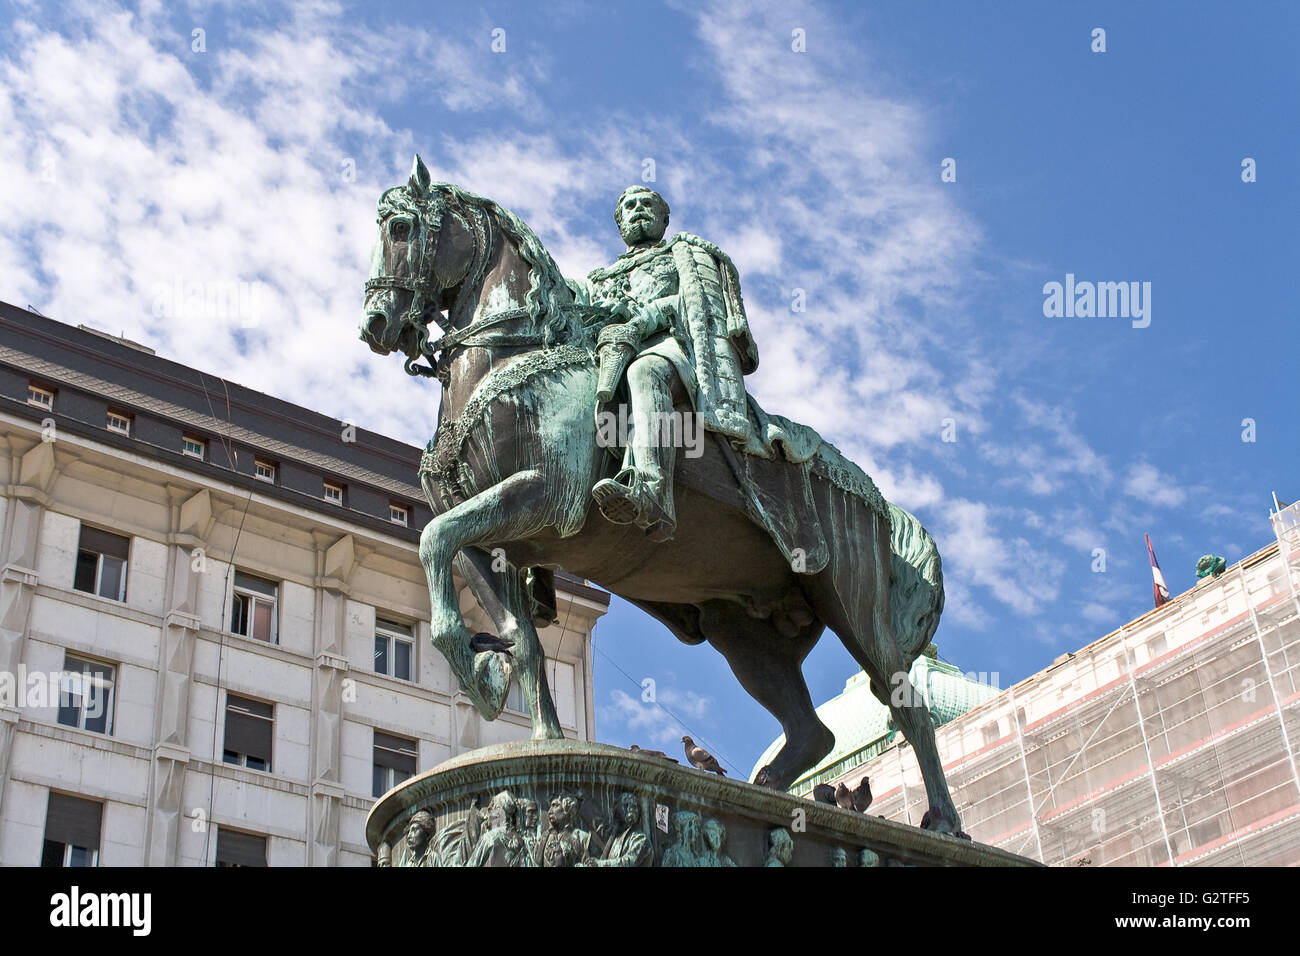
408;154;431;198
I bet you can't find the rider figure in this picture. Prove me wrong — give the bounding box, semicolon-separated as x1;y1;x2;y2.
578;186;759;542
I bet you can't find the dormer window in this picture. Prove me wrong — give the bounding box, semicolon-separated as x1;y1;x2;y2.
27;384;54;410
106;411;131;436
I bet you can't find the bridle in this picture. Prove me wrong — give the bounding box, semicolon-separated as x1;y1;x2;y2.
366;187;604;380
364;190;488;378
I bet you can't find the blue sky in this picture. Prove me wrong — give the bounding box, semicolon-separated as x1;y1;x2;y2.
1;0;1295;778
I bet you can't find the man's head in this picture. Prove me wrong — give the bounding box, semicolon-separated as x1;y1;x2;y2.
522;798;539;829
703;818;726;851
614;186;669;247
548;791;580;830
617;792;640;827
768;827;793;864
405;810;435;851
488;790;518;831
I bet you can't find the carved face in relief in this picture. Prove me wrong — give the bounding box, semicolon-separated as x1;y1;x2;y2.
768;828;793;865
405;811;434;853
522;799;539;830
548;793;578;831
614;186;669;247
618;792;640;827
703;818;725;851
488;791;517;831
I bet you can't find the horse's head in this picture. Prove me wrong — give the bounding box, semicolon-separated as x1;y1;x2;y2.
360;155;479;365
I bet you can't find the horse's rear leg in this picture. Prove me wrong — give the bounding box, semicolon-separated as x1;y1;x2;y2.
809;518;965;835
695;599;831;790
418;470;556;732
454;546;563;739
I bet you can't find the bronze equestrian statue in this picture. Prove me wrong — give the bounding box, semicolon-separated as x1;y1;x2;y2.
360;157;963;836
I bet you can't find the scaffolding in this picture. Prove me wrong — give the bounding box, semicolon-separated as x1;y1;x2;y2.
842;504;1300;866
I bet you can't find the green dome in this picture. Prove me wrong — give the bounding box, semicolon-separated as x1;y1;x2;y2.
751;655;999;792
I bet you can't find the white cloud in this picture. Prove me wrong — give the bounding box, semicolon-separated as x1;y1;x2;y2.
0;3;549;447
934;498;1065;624
601;686;715;749
1124;462;1188;508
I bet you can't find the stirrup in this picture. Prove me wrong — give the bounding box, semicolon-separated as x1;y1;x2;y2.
591;468;641;525
592;469;676;541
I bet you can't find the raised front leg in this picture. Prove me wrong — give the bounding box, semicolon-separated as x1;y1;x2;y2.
417;471;557;731
454;546;563;739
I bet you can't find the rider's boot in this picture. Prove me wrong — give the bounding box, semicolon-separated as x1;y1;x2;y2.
591;359;677;542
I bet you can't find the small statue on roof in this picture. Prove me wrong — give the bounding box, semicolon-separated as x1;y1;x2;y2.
1196;554;1226;579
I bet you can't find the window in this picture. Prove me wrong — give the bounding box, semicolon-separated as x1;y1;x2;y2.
230;571;277;643
389;503;409;527
373;730;417;797
73;526;129;602
255;460;275;483
374;619;414;681
105;411;131;436
323;482;343;506
216;828;267;867
506;677;526;714
982;722;1001;746
182;435;205;459
41;793;101;868
27;383;54;410
57;655;115;736
223;694;273;772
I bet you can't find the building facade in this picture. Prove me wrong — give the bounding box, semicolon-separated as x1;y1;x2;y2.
791;506;1300;866
0;302;608;867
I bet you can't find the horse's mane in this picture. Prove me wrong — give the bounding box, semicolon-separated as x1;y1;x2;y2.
378;181;583;347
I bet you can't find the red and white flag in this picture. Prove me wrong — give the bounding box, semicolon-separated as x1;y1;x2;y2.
1146;533;1169;608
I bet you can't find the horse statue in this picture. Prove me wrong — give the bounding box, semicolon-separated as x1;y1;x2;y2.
360;156;965;835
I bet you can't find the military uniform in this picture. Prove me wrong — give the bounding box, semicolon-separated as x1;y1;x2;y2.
582;233;758;442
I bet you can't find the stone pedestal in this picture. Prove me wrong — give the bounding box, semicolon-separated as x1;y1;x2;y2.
367;740;1039;867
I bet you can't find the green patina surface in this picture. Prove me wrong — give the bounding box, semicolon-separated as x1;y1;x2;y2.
367;740;1040;867
358;158;971;831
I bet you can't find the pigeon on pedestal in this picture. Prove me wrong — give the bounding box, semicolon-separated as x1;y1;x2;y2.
682;736;726;775
852;776;873;813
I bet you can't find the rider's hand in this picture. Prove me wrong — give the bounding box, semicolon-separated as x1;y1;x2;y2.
595;297;633;323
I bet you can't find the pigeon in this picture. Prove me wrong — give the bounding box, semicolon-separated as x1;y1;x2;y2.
834;782;854;810
629;744;678;764
682;736;727;775
852;776;873;813
812;784;837;805
470;631;513;652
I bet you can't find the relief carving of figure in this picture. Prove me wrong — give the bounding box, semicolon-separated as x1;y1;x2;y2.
765;827;794;867
520;797;541;861
661;810;703;867
699;818;736;868
384;810;438;867
466;789;532;867
584;791;651;867
538;790;593;867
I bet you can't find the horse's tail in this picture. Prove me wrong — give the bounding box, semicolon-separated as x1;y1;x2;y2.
886;502;945;662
